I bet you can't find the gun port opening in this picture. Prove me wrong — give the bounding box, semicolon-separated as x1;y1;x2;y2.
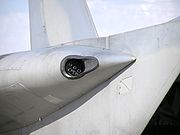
65;59;85;77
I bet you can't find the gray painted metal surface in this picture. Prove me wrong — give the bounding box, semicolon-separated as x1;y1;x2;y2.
29;21;180;135
0;19;180;135
0;0;180;134
0;46;135;133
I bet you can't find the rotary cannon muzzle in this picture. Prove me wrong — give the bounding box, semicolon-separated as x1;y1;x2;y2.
61;55;99;79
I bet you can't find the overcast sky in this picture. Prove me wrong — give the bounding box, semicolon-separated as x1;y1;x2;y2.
0;0;180;54
88;0;180;36
0;0;29;54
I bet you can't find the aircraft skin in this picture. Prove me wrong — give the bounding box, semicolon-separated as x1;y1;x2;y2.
0;0;180;135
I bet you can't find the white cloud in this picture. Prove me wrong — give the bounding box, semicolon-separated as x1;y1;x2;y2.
0;1;30;55
0;12;30;55
87;0;180;36
0;0;30;54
